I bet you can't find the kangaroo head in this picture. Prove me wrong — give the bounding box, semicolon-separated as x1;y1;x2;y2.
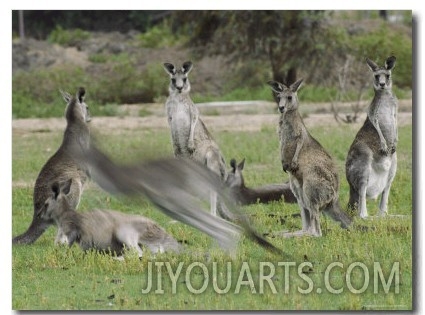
37;179;73;221
61;87;91;123
226;158;246;189
163;61;193;94
366;56;396;91
267;79;303;114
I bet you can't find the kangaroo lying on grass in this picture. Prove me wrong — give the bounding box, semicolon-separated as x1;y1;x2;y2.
68;140;285;256
268;79;352;237
38;179;182;258
346;56;399;218
163;61;228;218
226;158;297;205
13;87;91;244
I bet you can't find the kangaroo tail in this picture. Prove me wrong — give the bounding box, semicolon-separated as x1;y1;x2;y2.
325;200;353;229
13;215;52;244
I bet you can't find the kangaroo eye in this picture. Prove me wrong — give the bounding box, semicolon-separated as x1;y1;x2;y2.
287;95;293;101
374;75;379;80
183;78;187;83
171;78;176;84
386;75;390;80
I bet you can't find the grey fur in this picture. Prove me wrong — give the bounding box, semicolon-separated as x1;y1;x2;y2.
346;56;398;218
38;179;182;257
226;158;297;205
268;79;352;237
163;61;228;217
68;140;285;256
13;87;91;244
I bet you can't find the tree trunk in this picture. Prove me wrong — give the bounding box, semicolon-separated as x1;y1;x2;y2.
379;10;388;21
19;10;25;40
285;67;297;86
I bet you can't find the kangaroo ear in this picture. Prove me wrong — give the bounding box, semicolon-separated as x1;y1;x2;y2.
51;182;61;200
238;159;245;171
163;63;176;75
290;79;303;92
385;56;396;70
366;58;379;71
182;61;193;74
52;179;72;199
77;87;85;103
60;90;72;104
230;158;237;171
267;81;285;93
61;178;73;195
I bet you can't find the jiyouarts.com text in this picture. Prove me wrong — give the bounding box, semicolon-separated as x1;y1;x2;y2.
140;261;400;295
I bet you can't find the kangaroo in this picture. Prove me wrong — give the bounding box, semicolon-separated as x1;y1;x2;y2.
13;87;91;245
226;158;297;205
68;141;285;256
268;79;352;237
345;56;398;218
38;179;182;258
163;61;228;218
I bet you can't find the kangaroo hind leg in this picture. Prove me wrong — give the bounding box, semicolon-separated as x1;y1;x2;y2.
115;225;144;258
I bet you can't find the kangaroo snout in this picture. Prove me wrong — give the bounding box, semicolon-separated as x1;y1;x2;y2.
278;105;285;113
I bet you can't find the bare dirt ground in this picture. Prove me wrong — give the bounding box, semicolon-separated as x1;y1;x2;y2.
12;100;413;134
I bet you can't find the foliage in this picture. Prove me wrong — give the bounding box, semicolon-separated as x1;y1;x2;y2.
12;62;410;119
12;66;87;118
88;53;109;63
12;122;412;310
12;11;412;118
171;11;337;84
167;10;411;96
138;21;187;48
47;26;91;47
12;61;168;118
347;23;412;88
12;10;165;39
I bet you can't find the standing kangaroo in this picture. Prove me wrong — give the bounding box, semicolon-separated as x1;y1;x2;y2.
38;179;182;258
268;79;352;237
346;56;398;218
226;158;297;205
13;87;91;244
163;61;227;217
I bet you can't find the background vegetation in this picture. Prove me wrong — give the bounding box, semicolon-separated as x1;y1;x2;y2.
12;10;412;118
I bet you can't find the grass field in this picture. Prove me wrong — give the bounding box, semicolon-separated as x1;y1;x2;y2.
11;114;413;311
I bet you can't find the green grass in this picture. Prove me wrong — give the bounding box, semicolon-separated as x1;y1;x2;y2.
12;121;412;310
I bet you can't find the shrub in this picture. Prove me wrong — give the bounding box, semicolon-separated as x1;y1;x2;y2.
138;21;187;48
12;66;89;118
348;23;412;89
47;26;90;47
88;53;108;63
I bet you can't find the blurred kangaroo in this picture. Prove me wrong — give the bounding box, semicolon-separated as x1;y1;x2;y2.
346;56;398;218
268;79;352;237
226;158;297;205
68;141;285;256
38;179;182;258
13;87;91;244
163;61;228;218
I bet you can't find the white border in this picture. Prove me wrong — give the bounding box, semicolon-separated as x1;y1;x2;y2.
3;2;421;315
